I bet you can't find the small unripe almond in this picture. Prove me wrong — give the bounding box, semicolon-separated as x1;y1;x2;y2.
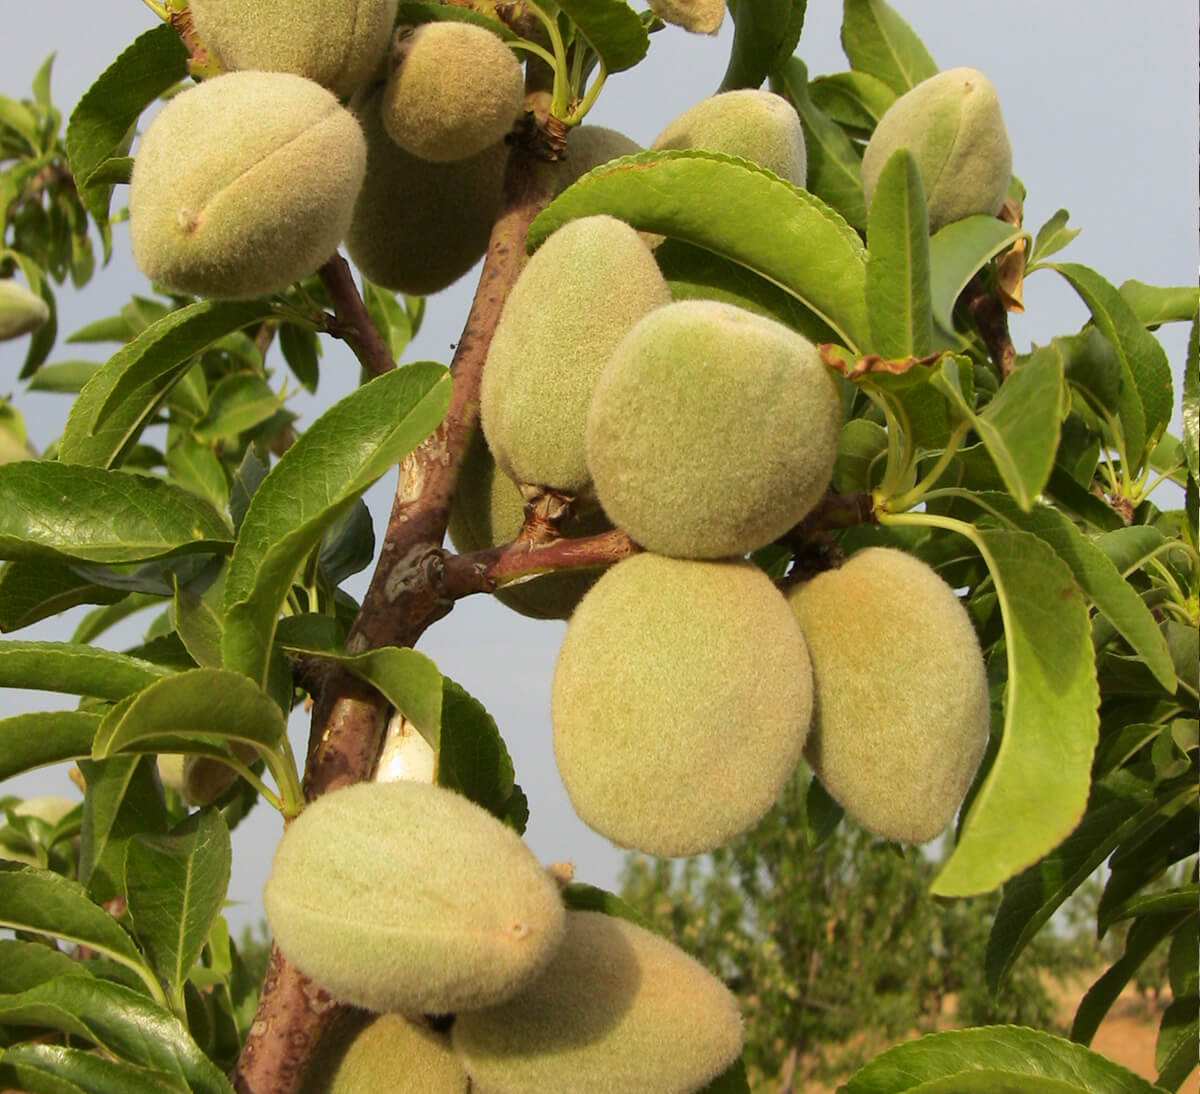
0;281;49;341
309;1014;469;1093
556;125;642;193
452;910;744;1094
786;547;991;843
263;781;566;1014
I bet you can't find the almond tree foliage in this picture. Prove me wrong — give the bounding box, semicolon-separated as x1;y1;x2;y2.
0;0;1196;1092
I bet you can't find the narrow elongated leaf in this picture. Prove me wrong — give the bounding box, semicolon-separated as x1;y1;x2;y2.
555;0;648;73
561;882;657;931
700;1056;750;1093
840;0;937;96
0;1044;186;1094
1118;279;1199;329
222;363;450;686
531;151;871;350
985;764;1164;991
0;711;101;781
933;528;1099;896
124;809;232;999
865;148;931;357
0;463;233;565
1051;262;1174;460
0;560;125;632
1156;997;1199;1089
1183;311;1198;483
60;300;277;469
25;359;103;392
0;641;171;700
437;677;524;829
1029;208;1079;265
970;494;1175;690
1071;909;1193;1045
92;669;286;759
932;347;1063;508
0;976;232;1094
772;57;868;229
720;0;806;92
840;1025;1165;1094
65;24;189;230
929;216;1024;334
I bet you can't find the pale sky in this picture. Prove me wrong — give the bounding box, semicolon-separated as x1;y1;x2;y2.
0;3;1196;931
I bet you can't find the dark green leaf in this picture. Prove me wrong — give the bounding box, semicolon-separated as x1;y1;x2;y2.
0;1043;186;1094
561;882;658;931
532;150;870;349
278;321;320;393
0;939;91;994
0;711;101;781
192;374;283;443
865;148;931;357
0;462;233;565
166;432;229;512
840;1025;1165;1093
60;300;278;469
1028;208;1079;265
928;216;1023;335
173;581;223;669
1056;326;1123;421
808;70;895;133
1100;884;1199;927
437;677;523;829
556;0;648;73
933;528;1098;897
361;280;417;365
318;499;375;585
1156;996;1198;1089
719;0;806;92
0;560;124;632
222;363;450;686
699;1055;751;1094
393;0;519;39
1118;279;1199;329
771;57;868;229
65;25;189;229
125;809;232;999
0;641;171;701
840;0;937;96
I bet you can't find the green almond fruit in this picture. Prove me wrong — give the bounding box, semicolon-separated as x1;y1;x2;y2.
263;780;566;1014
129;71;367;300
452;910;744;1094
556;124;642;193
189;0;399;98
861;67;1012;233
306;1013;469;1093
551;553;812;857
0;280;49;341
786;547;991;844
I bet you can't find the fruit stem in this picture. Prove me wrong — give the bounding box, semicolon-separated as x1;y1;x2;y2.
885;420;971;511
522;0;571;116
567;63;607;124
509;38;559;72
138;0;169;20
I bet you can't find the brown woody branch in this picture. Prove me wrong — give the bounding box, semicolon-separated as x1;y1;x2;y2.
317;254;396;379
231;119;562;1094
962;270;1016;380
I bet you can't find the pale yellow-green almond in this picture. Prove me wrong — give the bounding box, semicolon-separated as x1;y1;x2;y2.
263;780;565;1014
189;0;399;98
0;280;49;341
652;89;806;186
480;215;671;495
129;72;366;301
786;547;990;844
861;67;1012;233
347;87;506;295
552;553;812;857
453;910;743;1094
448;429;610;620
647;0;724;33
587;300;842;559
382;23;524;163
556;124;642;193
309;1014;469;1093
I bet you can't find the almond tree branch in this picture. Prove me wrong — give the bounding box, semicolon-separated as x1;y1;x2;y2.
317;254;396;378
962;270;1016;380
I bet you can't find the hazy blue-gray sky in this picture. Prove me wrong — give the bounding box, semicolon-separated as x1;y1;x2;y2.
0;3;1195;931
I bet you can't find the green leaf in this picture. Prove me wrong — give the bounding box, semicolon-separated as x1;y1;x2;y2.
1100;884;1200;927
124;809;232;1000
1156;996;1199;1089
555;0;648;73
221;363;450;686
60;300;278;469
865;148;931;358
771;57;868;230
0;711;100;781
985;764;1165;992
808;70;896;133
700;1056;751;1094
318;499;375;585
840;0;937;96
1028;208;1079;265
361;280;419;364
1050;262;1174;462
1071;909;1193;1045
0;462;233;565
0;940;90;994
1118;279;1199;329
1183;311;1198;484
25;359;102;393
928;216;1023;335
532;150;870;350
0;863;152;986
719;0;806;92
561;882;658;931
192;374;283;443
0;560;124;632
78;756;168;904
91;668;287;760
392;0;519;39
173;581;224;669
839;1025;1166;1094
0;1043;186;1094
65;24;189;231
654;238;841;345
278;322;320;393
0;641;171;701
932;528;1098;897
0;975;232;1094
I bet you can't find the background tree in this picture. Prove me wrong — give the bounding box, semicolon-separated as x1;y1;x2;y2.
0;2;1195;1094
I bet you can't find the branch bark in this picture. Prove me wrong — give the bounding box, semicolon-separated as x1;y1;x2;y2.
317;255;396;379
